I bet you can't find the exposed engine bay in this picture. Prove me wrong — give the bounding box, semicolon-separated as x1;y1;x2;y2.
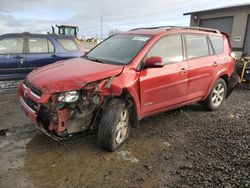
37;85;104;141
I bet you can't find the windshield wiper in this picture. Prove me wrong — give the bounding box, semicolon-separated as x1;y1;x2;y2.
85;56;124;65
85;56;106;64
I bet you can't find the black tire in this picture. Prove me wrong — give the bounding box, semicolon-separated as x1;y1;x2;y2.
98;99;130;151
202;78;227;111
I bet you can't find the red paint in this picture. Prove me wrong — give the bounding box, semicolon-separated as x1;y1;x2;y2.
18;28;239;132
145;56;164;68
26;58;123;94
55;109;70;132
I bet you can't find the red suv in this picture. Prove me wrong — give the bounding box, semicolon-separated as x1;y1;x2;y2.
18;26;239;151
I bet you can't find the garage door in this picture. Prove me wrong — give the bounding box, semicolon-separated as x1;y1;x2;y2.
244;15;250;55
200;16;233;36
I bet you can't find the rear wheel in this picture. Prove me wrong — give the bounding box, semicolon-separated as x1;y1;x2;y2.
98;99;130;151
203;78;227;111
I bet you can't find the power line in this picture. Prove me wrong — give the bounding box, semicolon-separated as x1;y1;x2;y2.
101;16;103;39
78;0;239;24
79;0;245;36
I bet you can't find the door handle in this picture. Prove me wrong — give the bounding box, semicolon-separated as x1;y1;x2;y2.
213;62;219;67
180;68;187;74
51;54;59;58
14;55;24;64
14;55;23;59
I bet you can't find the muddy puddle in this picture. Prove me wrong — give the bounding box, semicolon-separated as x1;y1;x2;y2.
1;127;171;188
24;133;170;188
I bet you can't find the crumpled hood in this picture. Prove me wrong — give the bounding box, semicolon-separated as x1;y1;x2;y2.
27;58;124;93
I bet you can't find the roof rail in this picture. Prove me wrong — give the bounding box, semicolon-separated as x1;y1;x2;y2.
166;26;220;34
130;26;220;34
130;26;172;31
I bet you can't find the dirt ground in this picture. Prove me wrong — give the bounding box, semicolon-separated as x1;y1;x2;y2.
0;88;249;188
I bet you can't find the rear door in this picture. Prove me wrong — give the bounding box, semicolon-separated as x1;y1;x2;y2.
25;37;60;73
140;35;188;115
185;34;219;100
0;36;26;80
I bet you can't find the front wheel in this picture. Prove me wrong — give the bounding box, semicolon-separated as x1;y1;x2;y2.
202;78;227;111
98;99;130;151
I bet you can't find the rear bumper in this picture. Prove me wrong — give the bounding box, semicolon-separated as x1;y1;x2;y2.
226;72;241;98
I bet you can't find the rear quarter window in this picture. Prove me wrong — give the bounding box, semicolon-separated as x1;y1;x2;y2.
57;39;78;51
209;35;224;55
185;34;209;59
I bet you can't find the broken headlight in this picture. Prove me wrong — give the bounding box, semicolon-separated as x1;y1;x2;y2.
58;91;79;103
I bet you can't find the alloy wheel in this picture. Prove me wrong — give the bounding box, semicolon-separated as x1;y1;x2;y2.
211;83;225;107
115;109;129;144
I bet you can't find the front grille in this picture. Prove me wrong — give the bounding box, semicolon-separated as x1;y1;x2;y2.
23;80;42;97
22;92;39;112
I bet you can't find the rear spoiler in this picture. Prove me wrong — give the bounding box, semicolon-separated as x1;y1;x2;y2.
220;32;232;52
221;32;230;40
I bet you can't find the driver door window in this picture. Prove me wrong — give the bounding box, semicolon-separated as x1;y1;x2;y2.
146;35;183;64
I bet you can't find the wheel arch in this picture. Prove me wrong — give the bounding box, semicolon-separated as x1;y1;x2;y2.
219;74;229;87
110;88;140;127
203;71;230;100
102;89;139;127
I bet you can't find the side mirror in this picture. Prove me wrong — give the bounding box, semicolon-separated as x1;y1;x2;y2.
145;56;164;68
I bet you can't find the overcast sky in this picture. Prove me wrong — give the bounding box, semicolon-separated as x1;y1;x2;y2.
0;0;249;38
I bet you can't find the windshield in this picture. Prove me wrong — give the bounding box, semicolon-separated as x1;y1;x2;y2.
86;34;152;65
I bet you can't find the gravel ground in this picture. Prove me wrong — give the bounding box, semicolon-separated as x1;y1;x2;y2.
0;87;249;188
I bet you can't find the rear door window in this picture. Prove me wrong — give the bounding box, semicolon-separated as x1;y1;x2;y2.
0;38;23;54
209;35;224;54
147;35;183;64
185;35;209;59
57;39;78;51
29;38;54;53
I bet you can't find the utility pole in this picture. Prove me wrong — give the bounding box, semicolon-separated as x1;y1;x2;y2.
101;16;103;40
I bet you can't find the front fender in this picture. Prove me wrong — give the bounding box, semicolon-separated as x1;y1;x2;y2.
122;87;142;120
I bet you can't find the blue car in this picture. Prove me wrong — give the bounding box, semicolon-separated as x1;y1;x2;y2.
0;32;83;80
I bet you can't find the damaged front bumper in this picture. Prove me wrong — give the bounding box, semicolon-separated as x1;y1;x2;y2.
18;80;104;141
18;80;47;123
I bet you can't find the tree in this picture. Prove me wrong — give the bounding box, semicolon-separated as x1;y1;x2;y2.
108;29;121;36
